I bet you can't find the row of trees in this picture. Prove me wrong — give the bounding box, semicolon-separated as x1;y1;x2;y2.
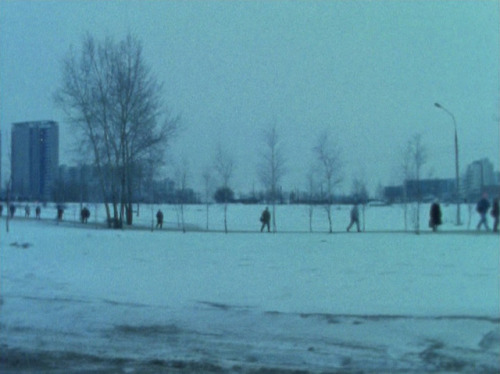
53;33;429;232
53;33;346;231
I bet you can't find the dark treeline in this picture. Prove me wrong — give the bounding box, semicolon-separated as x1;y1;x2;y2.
45;170;371;206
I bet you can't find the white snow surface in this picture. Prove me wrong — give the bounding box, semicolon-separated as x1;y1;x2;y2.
1;203;499;373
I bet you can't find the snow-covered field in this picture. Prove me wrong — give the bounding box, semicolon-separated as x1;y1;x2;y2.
1;204;499;373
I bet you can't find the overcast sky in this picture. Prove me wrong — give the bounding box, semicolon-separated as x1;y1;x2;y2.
1;0;499;195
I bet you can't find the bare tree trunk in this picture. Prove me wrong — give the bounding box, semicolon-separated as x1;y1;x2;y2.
271;187;277;233
181;203;185;233
325;181;333;234
362;205;366;232
125;161;134;226
314;131;342;234
223;202;228;234
308;205;314;233
407;133;427;235
214;145;234;234
306;169;316;233
416;174;421;235
206;204;209;231
258;124;286;234
202;169;212;231
325;203;333;233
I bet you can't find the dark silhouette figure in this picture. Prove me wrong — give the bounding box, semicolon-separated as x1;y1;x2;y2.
260;207;271;232
347;204;360;232
476;193;491;231
81;207;90;223
429;201;442;232
491;198;499;233
0;204;3;217
35;206;41;219
57;205;64;221
9;204;16;218
156;209;164;229
25;205;30;218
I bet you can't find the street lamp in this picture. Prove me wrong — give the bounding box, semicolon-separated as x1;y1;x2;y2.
434;102;461;225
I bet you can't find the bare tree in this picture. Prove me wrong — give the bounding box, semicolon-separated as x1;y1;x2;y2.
144;155;156;232
399;143;413;231
314;130;343;233
174;159;189;233
214;145;234;234
258;124;286;233
202;167;213;231
406;133;427;234
54;33;179;228
306;167;318;233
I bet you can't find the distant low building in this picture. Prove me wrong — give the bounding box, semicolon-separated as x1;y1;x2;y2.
383;186;404;203
405;178;456;202
384;178;456;203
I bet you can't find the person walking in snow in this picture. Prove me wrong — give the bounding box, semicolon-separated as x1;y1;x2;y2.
156;209;164;229
25;205;30;218
81;207;90;223
35;205;41;219
491;197;499;233
346;204;361;232
9;204;16;218
0;204;3;217
260;207;271;232
429;200;442;232
56;204;64;221
476;193;491;231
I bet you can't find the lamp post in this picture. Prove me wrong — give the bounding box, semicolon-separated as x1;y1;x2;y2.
434;102;461;225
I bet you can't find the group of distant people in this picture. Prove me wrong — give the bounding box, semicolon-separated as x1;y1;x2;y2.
259;205;362;233
0;203;42;219
475;193;499;232
0;203;95;224
257;194;500;234
427;193;499;233
2;196;499;233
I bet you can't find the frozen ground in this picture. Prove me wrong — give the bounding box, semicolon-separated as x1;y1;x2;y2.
0;204;499;373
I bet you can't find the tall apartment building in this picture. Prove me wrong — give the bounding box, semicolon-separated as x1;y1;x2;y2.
463;158;495;199
11;121;59;201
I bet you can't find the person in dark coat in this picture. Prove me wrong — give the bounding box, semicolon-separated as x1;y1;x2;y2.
81;207;90;223
9;204;16;218
57;205;64;221
429;201;442;232
491;197;499;233
0;204;3;217
25;205;30;218
347;204;360;232
476;193;490;231
35;206;41;219
156;209;164;229
260;207;271;232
